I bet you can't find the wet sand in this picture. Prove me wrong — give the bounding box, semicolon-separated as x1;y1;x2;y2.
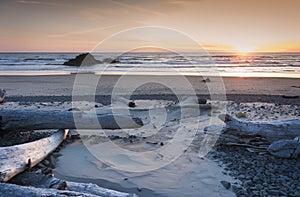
2;74;300;106
0;74;299;96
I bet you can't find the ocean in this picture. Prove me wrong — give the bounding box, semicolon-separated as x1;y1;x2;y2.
0;52;299;78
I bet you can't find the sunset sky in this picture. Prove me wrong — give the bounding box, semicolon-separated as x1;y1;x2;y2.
1;0;300;52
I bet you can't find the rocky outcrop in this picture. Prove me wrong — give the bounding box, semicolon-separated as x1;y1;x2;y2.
63;53;102;66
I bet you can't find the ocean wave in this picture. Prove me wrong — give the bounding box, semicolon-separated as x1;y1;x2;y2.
0;52;299;78
24;58;56;61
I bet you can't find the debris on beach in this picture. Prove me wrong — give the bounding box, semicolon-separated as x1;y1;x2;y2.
235;112;247;118
201;77;211;83
282;95;299;99
0;89;7;104
197;98;207;104
128;101;136;108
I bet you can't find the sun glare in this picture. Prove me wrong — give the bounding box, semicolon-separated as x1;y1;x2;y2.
234;44;256;54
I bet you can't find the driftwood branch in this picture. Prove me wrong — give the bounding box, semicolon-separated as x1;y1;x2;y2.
219;114;300;142
0;129;68;182
0;110;143;134
66;181;137;197
0;182;98;197
10;169;137;197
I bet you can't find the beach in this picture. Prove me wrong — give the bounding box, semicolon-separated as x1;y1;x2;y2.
1;74;299;99
0;73;299;196
2;0;300;196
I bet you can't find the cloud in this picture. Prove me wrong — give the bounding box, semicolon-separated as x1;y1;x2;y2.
110;0;165;16
48;24;124;38
17;0;62;7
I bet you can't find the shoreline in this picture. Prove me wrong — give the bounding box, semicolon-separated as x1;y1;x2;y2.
0;72;300;78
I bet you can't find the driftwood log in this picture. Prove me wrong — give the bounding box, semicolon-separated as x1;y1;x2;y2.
0;129;68;182
0;110;143;134
0;182;98;197
0;89;6;104
218;114;300;158
219;114;300;142
267;138;300;158
10;169;137;197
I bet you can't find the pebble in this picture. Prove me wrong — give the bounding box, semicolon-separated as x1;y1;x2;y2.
220;180;231;189
137;187;142;192
208;144;300;196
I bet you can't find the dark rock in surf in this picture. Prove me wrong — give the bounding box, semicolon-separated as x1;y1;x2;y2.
103;58;120;64
63;53;102;66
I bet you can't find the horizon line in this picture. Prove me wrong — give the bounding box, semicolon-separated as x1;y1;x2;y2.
0;50;300;53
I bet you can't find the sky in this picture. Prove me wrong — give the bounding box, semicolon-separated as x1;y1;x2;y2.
0;0;300;52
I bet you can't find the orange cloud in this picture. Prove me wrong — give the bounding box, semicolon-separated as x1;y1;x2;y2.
257;41;300;52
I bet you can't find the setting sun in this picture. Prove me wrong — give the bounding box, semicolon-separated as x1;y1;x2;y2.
233;44;256;53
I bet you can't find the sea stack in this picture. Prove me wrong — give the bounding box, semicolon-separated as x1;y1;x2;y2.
63;53;102;66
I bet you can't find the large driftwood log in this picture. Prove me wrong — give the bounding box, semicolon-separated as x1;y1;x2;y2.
219;114;300;142
0;129;68;182
0;182;98;197
10;169;138;197
0;110;143;134
267;138;300;158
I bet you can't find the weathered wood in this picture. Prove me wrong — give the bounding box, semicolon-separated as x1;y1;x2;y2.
219;114;300;142
10;169;67;190
267;138;300;158
66;181;137;197
10;169;138;197
0;182;98;197
0;89;6;104
0;110;143;134
0;129;68;182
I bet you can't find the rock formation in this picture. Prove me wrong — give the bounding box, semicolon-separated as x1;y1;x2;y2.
63;53;102;66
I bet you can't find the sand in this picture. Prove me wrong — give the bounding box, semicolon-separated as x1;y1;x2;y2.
0;74;299;96
54;141;235;197
1;74;299;196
